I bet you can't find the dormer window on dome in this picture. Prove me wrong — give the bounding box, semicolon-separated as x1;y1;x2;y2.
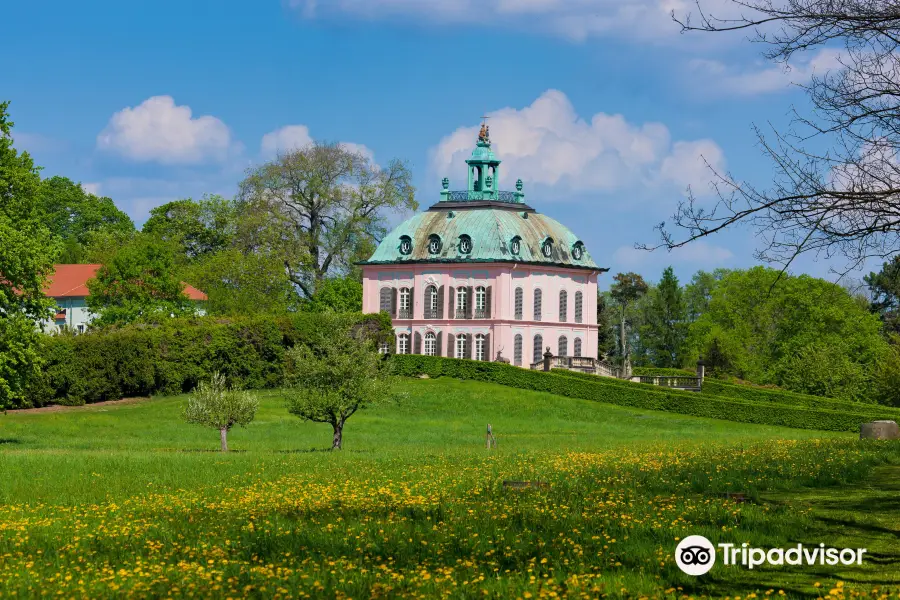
459;235;473;254
428;234;442;254
541;238;554;258
399;235;412;256
572;241;585;261
510;236;522;256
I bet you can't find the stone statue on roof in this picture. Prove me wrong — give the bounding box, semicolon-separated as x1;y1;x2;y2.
478;123;490;143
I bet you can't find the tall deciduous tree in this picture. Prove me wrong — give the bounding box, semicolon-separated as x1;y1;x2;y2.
236;142;416;298
640;267;689;368
284;315;396;450
659;1;900;273
142;195;235;264
37;176;134;263
0;101;59;409
608;272;649;372
86;235;198;326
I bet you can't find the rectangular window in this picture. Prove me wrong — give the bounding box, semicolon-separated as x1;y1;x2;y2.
456;335;467;359
399;288;412;319
398;335;410;355
475;335;486;361
456;288;468;319
514;288;523;320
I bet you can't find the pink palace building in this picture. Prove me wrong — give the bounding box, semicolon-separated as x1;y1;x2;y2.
360;125;608;367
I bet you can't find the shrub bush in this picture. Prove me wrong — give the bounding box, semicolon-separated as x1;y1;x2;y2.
21;313;393;409
392;355;889;433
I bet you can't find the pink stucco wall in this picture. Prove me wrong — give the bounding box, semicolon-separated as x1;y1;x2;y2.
362;262;601;366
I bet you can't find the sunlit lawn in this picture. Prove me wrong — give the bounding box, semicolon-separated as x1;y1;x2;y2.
0;378;897;598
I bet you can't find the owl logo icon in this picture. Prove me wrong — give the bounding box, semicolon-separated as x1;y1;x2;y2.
675;535;716;576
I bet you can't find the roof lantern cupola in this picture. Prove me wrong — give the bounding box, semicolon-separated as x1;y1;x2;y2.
439;117;525;204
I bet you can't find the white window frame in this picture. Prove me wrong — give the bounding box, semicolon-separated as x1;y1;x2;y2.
424;332;437;357
397;334;410;355
475;333;486;361
475;286;486;314
399;288;411;317
456;287;468;315
456;334;468;359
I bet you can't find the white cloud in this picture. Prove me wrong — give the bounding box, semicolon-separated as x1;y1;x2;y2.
260;125;314;157
97;96;236;164
613;241;734;268
430;89;725;197
81;182;102;196
291;0;744;43
689;48;843;96
339;142;375;163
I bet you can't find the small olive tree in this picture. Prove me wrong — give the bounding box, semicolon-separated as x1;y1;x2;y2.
182;372;259;452
284;317;395;450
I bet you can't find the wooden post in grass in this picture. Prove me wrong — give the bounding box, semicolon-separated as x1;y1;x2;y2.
486;424;497;449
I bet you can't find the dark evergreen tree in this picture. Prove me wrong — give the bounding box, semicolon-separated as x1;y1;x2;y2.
640;267;689;368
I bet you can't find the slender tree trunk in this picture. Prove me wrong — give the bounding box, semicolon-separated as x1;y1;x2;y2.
331;421;343;450
220;428;229;452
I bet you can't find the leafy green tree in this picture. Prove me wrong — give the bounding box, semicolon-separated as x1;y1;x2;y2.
237;142;416;298
873;335;900;407
608;272;648;372
86;235;199;326
37;176;134;263
687;267;888;402
639;267;689;368
142;195;235;264
0;101;60;409
284;315;396;449
684;269;728;323
596;292;616;359
301;276;363;313
185;248;298;317
865;256;900;336
182;372;259;452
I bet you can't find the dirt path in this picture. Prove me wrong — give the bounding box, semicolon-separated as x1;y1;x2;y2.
12;397;153;413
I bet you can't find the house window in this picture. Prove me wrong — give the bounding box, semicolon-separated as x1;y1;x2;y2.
475;286;486;319
514;334;523;366
475;334;487;361
77;324;85;334
456;334;468;359
459;235;472;254
425;285;438;319
542;239;553;258
397;334;410;355
533;289;542;321
510;236;521;255
428;235;442;254
379;341;390;355
575;291;583;324
456;287;468;319
572;241;584;260
399;236;412;255
574;338;582;357
533;334;543;364
424;332;437;356
380;288;392;313
514;287;523;320
559;290;568;322
558;336;568;358
399;288;412;319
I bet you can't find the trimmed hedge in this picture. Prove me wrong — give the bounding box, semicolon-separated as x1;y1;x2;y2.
392;355;880;433
22;313;393;409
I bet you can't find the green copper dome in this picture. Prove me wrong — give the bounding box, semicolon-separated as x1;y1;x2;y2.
362;127;605;272
362;204;602;271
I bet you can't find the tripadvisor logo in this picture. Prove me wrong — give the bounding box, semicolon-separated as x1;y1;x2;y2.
674;536;867;576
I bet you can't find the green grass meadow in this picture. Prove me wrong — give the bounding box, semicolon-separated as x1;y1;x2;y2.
1;378;898;598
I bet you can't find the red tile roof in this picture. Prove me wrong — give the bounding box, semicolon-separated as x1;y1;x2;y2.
44;264;208;301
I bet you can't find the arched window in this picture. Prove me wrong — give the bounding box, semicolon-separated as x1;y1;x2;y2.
475;286;486;318
399;288;412;319
575;291;583;324
428;235;442;254
533;289;542;321
459;235;472;254
510;236;521;256
558;336;568;358
378;341;390;355
574;338;582;357
424;332;437;357
456;334;468;359
514;334;523;366
559;290;568;322
425;285;438;319
572;241;585;261
514;287;523;320
456;287;468;319
475;334;487;361
533;334;543;365
379;287;392;313
541;238;553;258
397;333;410;355
399;236;412;255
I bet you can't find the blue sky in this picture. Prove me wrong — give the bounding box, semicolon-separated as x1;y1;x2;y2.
5;0;865;286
